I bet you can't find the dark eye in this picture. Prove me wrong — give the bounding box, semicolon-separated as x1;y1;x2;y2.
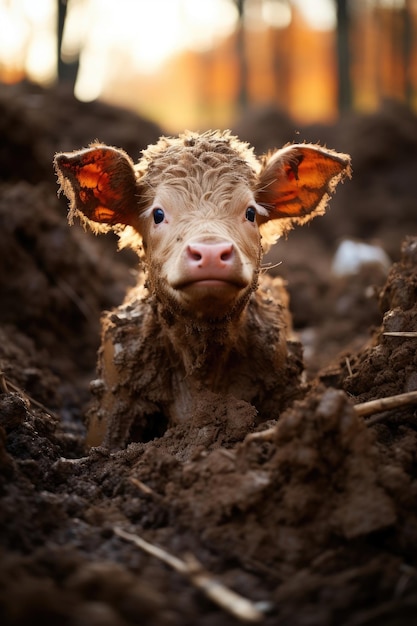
153;208;165;224
245;206;256;222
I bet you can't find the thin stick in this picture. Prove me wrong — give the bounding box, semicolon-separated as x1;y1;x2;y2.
354;391;417;418
244;391;417;445
0;369;9;393
114;527;265;623
345;356;353;377
57;278;94;321
0;369;57;417
183;553;268;621
129;477;154;495
244;427;277;445
2;377;55;416
383;332;417;338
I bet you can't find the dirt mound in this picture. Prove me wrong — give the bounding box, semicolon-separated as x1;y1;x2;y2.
342;237;417;403
0;81;162;185
0;180;137;424
0;81;162;418
1;238;417;625
1;87;417;625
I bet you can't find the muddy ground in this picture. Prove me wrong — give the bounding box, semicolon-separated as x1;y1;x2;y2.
0;83;416;625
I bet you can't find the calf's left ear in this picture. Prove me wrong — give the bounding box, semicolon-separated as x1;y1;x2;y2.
256;143;351;242
54;143;140;232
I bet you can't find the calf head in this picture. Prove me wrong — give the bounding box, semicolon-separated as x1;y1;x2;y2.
54;131;350;321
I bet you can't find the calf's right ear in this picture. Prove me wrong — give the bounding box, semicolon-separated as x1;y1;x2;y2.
54;144;140;232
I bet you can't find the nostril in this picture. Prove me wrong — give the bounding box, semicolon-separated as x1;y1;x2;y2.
220;245;234;262
187;245;202;262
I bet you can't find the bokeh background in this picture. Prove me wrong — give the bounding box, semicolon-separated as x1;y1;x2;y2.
1;0;416;132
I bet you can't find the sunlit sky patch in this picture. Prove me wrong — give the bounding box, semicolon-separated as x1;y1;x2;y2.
0;0;56;82
63;0;238;75
0;0;339;94
292;0;336;31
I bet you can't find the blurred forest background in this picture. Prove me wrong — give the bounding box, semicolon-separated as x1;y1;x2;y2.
0;0;415;132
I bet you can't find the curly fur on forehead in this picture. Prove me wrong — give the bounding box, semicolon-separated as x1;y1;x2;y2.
136;130;260;191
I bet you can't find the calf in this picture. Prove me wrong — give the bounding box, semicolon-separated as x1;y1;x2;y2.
55;130;350;448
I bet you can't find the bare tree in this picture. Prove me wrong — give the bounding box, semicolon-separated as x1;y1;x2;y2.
57;0;78;85
336;0;352;112
234;0;249;110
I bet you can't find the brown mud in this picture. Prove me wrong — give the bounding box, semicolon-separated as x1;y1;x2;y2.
0;83;417;625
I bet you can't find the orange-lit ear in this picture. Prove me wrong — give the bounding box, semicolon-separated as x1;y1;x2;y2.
54;144;139;231
256;144;351;234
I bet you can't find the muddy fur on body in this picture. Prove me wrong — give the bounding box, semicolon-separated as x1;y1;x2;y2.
89;274;303;448
54;130;350;448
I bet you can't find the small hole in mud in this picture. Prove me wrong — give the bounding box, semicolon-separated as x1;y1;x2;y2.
128;412;169;443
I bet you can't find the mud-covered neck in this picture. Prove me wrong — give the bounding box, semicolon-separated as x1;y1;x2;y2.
159;304;247;376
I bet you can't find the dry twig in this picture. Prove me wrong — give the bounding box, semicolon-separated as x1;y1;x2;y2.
243;427;277;445
0;369;55;417
244;391;417;445
0;369;9;393
113;526;266;623
345;356;353;377
6;380;48;412
354;390;417;419
383;332;417;338
57;278;94;321
129;477;155;495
